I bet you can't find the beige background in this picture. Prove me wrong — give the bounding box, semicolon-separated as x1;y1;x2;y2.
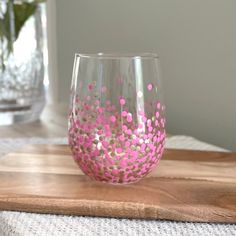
48;0;236;150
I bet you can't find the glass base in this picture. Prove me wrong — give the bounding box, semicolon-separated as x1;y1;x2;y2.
0;100;45;126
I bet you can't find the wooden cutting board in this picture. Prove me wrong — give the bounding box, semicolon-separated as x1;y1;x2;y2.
0;145;236;223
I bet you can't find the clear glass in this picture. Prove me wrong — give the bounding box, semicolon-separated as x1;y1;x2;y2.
68;53;166;184
0;0;45;125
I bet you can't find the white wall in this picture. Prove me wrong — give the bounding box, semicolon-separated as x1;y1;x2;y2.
50;0;236;150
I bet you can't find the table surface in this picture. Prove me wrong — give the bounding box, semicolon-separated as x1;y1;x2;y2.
0;104;68;138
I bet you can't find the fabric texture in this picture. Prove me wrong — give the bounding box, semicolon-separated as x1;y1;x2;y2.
0;136;235;236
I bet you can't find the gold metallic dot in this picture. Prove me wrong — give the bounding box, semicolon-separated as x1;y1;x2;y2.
93;140;98;145
110;139;115;144
131;145;136;150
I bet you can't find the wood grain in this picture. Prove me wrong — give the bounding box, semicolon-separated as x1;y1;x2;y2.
0;145;236;223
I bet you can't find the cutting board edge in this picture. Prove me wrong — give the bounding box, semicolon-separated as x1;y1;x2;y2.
0;195;236;223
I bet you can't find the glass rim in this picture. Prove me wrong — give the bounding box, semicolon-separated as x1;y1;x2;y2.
75;53;159;59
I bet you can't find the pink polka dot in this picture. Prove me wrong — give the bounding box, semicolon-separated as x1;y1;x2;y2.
148;127;153;132
156;111;160;118
148;143;155;151
121;111;127;117
88;84;94;91
126;113;132;122
104;124;110;131
132;139;138;145
120;160;127;168
102;141;109;148
134;129;139;135
125;141;130;147
98;130;103;135
147;119;152;127
141;143;146;152
112;169;119;175
105;132;112;137
157;102;161;109
122;125;128;131
96;117;102;123
106;100;111;106
116;148;123;154
147;83;153;91
142;116;147;122
110;115;116;123
131;151;138;158
119;98;126;105
126;129;132;135
98;107;104;113
84;105;90;110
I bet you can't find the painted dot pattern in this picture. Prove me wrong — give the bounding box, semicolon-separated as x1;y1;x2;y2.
110;115;116;123
147;83;153;91
69;82;165;184
119;98;126;105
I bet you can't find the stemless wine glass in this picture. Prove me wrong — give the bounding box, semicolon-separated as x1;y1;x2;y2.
68;53;166;184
